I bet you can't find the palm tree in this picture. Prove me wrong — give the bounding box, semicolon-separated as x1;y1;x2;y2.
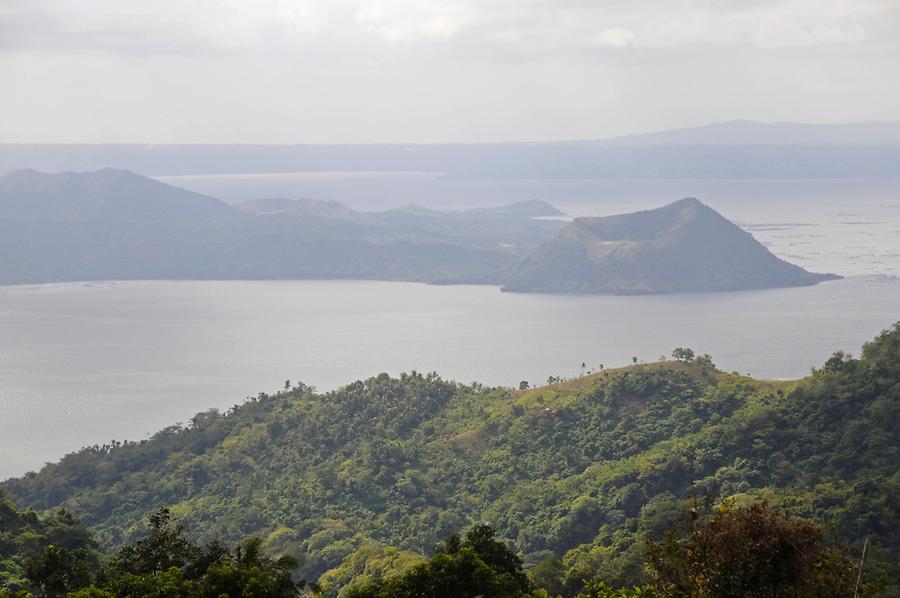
235;536;300;573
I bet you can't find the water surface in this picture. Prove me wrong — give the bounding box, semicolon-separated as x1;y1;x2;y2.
1;276;897;479
2;175;899;479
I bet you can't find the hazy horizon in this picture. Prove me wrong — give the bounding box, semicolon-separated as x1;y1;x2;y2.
1;118;899;147
3;0;900;144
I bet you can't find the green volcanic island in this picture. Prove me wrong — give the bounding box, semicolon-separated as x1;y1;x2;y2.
503;197;837;294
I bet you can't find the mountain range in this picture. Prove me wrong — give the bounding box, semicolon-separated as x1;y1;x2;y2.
0;168;560;286
2;121;900;179
0;169;838;294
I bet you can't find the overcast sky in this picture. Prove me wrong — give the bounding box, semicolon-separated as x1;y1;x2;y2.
1;0;899;143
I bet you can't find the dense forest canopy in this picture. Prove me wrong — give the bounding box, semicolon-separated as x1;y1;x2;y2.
2;323;898;595
0;499;870;597
0;494;99;590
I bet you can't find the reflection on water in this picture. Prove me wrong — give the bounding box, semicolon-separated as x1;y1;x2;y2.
1;276;898;478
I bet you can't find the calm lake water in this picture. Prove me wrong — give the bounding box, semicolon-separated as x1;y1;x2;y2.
1;276;898;479
1;176;899;478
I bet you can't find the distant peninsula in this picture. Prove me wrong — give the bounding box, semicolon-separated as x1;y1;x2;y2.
0;168;562;286
502;198;839;294
0;170;838;293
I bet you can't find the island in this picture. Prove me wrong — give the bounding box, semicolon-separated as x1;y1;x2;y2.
502;197;838;294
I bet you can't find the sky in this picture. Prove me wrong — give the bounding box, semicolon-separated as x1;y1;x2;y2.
1;0;899;143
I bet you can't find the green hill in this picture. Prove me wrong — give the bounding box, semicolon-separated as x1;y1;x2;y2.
3;324;899;595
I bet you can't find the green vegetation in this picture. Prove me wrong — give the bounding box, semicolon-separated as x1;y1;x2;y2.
644;499;861;597
0;494;98;590
2;323;898;596
0;502;868;597
348;502;867;598
0;506;308;597
345;523;532;598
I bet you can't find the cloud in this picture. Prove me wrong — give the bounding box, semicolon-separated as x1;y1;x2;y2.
591;28;635;48
0;0;893;56
633;4;874;49
751;19;867;48
0;0;898;143
354;1;474;44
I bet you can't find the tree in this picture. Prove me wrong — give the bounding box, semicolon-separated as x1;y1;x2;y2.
519;381;530;390
821;351;851;373
671;348;695;362
645;500;862;597
576;580;646;597
694;354;715;370
75;508;304;597
234;536;300;575
347;524;532;598
111;508;201;575
530;553;565;596
24;545;95;597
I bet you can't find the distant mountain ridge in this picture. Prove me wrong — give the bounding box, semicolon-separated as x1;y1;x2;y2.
0;168;562;286
2;121;899;178
503;198;837;294
606;119;900;146
0;170;838;293
0;167;235;224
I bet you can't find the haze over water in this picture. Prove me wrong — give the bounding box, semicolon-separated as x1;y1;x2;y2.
1;177;898;479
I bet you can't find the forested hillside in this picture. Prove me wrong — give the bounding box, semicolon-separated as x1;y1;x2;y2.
4;324;899;595
0;494;99;589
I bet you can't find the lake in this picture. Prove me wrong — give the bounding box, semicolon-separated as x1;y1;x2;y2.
1;175;899;479
1;276;898;479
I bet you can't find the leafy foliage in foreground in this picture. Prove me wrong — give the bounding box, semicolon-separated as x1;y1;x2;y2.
644;499;860;597
345;523;532;598
332;502;866;598
0;503;866;597
3;323;899;595
0;507;305;597
0;493;98;590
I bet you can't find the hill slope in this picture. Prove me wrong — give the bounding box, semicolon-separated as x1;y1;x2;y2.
0;167;236;225
3;324;898;594
0;169;562;285
503;197;836;294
